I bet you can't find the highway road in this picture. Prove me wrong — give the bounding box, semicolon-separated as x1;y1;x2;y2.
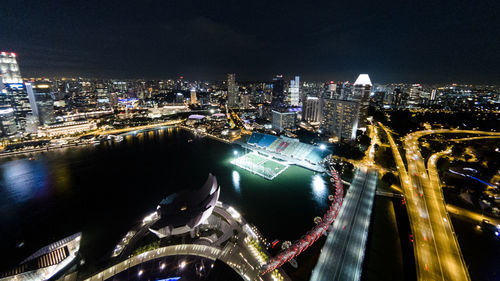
380;124;500;281
310;168;377;281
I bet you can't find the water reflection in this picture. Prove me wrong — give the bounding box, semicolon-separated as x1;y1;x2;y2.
1;159;49;203
232;170;241;193
311;174;328;208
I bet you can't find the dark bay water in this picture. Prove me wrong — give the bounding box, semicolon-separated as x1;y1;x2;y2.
0;127;329;269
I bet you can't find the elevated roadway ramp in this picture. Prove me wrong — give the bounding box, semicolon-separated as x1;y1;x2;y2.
310;168;378;281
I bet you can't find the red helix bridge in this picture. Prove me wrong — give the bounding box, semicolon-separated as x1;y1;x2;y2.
260;165;344;275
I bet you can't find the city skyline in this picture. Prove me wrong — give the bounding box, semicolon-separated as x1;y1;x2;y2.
1;1;500;83
1;1;499;281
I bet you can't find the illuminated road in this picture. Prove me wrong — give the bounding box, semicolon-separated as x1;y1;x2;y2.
448;135;500;142
363;124;379;166
329;124;390;175
310;168;377;281
446;204;500;225
421;148;469;281
89;120;183;136
380;124;500;281
229;109;252;135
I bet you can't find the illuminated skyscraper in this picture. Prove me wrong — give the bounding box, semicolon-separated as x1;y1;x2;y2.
430;89;437;101
370;91;385;109
190;88;198;104
409;84;422;105
271;75;285;109
303;96;323;124
327;81;337;99
1;83;32;130
26;82;55;126
0;52;36;131
175;92;184;104
0;52;22;84
241;94;250;109
272;110;296;132
321;99;359;141
352;74;372;128
390;88;406;108
227;73;238;107
0;107;18;137
289;76;300;106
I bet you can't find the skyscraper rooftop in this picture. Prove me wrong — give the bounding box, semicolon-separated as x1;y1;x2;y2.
354;74;372;86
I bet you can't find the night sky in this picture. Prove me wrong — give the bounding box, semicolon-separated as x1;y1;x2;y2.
1;0;499;83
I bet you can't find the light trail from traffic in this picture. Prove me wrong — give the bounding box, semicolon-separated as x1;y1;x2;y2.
380;124;500;281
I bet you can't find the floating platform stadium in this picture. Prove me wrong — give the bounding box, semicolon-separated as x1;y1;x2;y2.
234;132;332;178
231;152;289;180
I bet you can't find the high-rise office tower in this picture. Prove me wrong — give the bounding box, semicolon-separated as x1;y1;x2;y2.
26;82;55;126
227;73;238;107
289;76;300;106
175;92;184;104
272;110;296;132
352;74;372;128
240;94;250;109
390;88;406;108
339;81;352;100
409;84;422;106
370;91;386;109
108;92;119;107
303;96;323;124
96;86;109;104
0;52;22;84
0;107;18;137
321;99;359;141
0;52;34;130
271;75;285;109
112;81;128;93
2;83;32;130
25;114;39;134
430;89;437;101
327;81;337;99
190;88;198;104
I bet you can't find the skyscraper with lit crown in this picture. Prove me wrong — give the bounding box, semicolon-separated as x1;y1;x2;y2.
352;74;372;128
0;52;22;84
0;52;34;130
